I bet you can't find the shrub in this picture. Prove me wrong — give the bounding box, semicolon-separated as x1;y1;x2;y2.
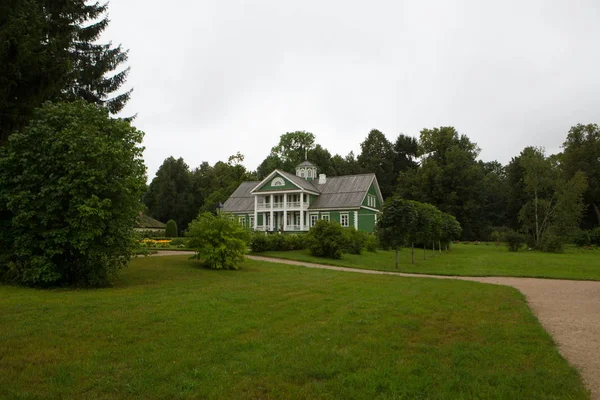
306;220;347;259
540;234;565;253
504;230;526;252
283;234;306;251
590;227;600;246
572;230;591;247
343;227;367;255
365;234;378;252
0;101;146;287
165;220;178;237
186;212;250;270
169;237;188;247
250;232;270;252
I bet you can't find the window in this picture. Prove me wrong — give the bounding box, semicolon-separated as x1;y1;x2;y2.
238;216;246;227
271;177;285;187
300;170;305;177
310;214;318;227
367;195;376;208
307;169;312;178
340;213;349;227
321;213;330;222
249;216;254;228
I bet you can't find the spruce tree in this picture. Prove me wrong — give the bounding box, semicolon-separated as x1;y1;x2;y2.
0;0;131;145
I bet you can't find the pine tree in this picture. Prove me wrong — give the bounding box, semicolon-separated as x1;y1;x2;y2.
0;0;131;145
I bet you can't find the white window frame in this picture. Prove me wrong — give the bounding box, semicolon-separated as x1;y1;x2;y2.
321;213;330;222
310;213;318;227
367;195;376;208
340;213;349;227
238;216;246;227
249;215;254;228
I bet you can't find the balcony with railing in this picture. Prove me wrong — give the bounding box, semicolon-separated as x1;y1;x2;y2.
256;201;308;210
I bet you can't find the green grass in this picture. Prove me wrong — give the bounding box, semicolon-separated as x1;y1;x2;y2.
259;243;600;280
0;257;590;399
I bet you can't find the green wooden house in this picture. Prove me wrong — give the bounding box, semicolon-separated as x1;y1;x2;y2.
222;161;383;232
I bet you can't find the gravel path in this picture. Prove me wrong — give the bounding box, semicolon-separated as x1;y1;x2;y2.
152;251;600;398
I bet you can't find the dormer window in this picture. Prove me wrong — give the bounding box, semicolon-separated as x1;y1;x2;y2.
300;170;305;177
307;169;312;178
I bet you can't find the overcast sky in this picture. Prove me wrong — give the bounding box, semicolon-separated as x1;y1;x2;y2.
103;0;600;179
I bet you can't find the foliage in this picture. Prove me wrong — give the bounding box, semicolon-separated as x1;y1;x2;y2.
342;227;368;255
365;234;378;252
377;198;419;250
572;230;591;247
396;127;489;240
357;129;395;198
518;147;588;251
186;212;250;270
0;0;131;144
305;220;347;259
591;227;600;246
0;101;146;286
504;230;526;252
249;232;308;252
165;220;178;237
539;233;564;253
561;123;600;227
169;237;188;247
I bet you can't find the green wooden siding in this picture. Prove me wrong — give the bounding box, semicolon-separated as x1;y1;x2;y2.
357;208;378;232
361;181;381;209
256;173;298;192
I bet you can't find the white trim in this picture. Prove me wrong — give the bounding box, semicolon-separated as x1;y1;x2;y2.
360;205;379;212
308;208;360;212
250;169;303;193
354;211;358;229
340;213;349;227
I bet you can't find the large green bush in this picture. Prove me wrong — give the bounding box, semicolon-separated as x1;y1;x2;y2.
249;232;307;252
306;220;347;259
343;227;367;255
590;227;600;246
165;219;178;237
504;230;526;252
0;101;146;287
186;212;250;270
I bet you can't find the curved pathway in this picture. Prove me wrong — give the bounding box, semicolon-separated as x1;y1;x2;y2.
152;251;600;398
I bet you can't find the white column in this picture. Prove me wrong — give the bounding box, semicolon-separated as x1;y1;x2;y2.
283;194;288;231
269;194;274;231
354;211;358;229
299;193;304;230
254;196;258;230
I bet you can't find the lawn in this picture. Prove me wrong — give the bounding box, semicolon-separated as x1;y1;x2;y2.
259;243;600;280
0;255;589;399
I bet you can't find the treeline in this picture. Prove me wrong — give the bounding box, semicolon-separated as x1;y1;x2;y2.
146;125;599;244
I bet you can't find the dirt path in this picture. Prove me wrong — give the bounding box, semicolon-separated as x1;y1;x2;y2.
151;251;600;398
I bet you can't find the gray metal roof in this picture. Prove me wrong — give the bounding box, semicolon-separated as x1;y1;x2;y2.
224;173;378;212
296;160;316;167
310;174;376;209
277;170;318;192
222;181;259;213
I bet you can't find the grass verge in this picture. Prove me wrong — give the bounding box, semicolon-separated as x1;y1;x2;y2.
0;255;589;399
258;243;600;280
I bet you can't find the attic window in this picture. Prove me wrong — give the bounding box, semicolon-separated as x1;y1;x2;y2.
271;177;285;187
300;170;305;177
307;169;312;178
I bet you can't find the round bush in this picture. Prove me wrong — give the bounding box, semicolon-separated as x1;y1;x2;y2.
306;220;347;259
165;220;178;237
503;230;526;252
0;101;146;287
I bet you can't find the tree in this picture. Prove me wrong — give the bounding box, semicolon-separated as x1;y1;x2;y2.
358;129;395;198
561;123;600;227
186;212;250;270
144;157;196;232
518;147;588;250
397;127;487;240
377;198;419;266
270;131;316;170
392;134;419;175
0;101;146;287
0;0;131;144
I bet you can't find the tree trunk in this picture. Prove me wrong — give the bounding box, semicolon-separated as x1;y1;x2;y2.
594;203;600;225
423;246;426;260
411;243;415;264
534;188;540;247
395;248;399;269
432;241;435;256
439;240;442;254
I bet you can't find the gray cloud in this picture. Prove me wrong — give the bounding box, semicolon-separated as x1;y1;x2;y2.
103;0;600;178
